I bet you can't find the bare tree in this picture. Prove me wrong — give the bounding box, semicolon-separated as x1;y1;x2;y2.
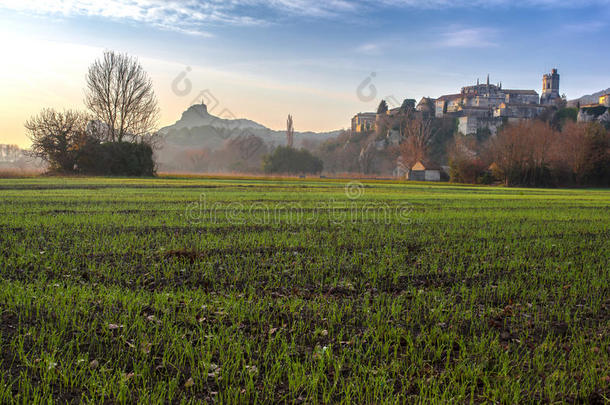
358;132;379;174
85;51;159;144
25;109;91;172
489;121;556;186
286;114;294;148
399;117;436;168
552;121;609;185
447;135;487;183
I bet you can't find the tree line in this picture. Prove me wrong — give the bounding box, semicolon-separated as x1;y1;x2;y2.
449;120;609;187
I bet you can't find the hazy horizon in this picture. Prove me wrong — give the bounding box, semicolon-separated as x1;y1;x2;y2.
1;0;609;147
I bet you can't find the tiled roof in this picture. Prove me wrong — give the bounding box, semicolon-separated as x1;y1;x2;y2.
436;94;461;102
412;159;442;170
504;89;538;95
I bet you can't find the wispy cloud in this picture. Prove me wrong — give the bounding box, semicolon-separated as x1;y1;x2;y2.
0;0;267;36
356;43;385;55
381;0;610;7
263;0;360;18
437;27;499;48
0;0;608;37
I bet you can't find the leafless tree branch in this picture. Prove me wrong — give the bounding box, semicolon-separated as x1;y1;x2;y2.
85;51;160;144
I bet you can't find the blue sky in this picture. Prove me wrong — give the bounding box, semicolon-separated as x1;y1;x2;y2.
1;0;609;146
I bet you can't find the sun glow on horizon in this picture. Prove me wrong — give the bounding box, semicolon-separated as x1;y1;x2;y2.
0;30;356;148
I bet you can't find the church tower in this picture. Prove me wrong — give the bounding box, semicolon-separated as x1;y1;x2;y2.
541;68;560;105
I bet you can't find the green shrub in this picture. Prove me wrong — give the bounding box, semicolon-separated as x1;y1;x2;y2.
77;142;155;176
477;171;494;185
262;146;323;174
581;105;607;118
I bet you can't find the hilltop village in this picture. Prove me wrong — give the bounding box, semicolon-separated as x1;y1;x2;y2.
343;69;609;184
351;69;609;136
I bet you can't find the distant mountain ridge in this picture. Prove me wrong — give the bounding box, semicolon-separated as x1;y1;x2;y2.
156;103;342;172
568;88;610;107
160;103;341;149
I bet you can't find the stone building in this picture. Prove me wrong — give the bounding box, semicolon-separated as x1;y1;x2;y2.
351;112;376;133
494;103;546;119
458;116;500;136
504;89;540;105
416;97;435;116
434;75;542;120
434;93;463;117
408;160;442;181
540;69;561;105
350;70;560;136
431;71;559;134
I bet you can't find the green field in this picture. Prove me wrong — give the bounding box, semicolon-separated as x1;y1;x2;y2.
0;177;608;403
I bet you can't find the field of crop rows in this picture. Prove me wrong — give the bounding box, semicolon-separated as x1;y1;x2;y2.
0;177;608;403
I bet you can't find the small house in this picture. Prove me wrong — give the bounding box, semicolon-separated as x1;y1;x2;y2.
408;160;441;181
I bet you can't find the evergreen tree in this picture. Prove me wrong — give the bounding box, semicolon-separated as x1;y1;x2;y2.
377;100;388;114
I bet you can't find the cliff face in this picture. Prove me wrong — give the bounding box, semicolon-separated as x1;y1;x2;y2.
577;106;610;125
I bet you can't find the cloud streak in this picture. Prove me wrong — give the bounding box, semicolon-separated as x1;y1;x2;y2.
437;27;499;48
0;0;608;37
0;0;266;37
356;43;386;55
381;0;609;7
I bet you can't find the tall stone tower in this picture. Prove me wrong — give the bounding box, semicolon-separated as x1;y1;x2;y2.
541;68;560;105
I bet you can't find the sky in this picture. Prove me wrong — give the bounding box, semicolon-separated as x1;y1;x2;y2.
1;0;609;147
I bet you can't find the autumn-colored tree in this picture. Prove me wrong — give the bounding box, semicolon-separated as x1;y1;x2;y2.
447;135;487;183
550;121;589;183
399;117;436;169
582;122;610;185
559;122;610;186
447;120;609;186
489;121;556;186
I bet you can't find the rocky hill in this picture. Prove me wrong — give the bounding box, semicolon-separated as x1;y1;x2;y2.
567;88;610;107
156;103;341;172
159;103;340;149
